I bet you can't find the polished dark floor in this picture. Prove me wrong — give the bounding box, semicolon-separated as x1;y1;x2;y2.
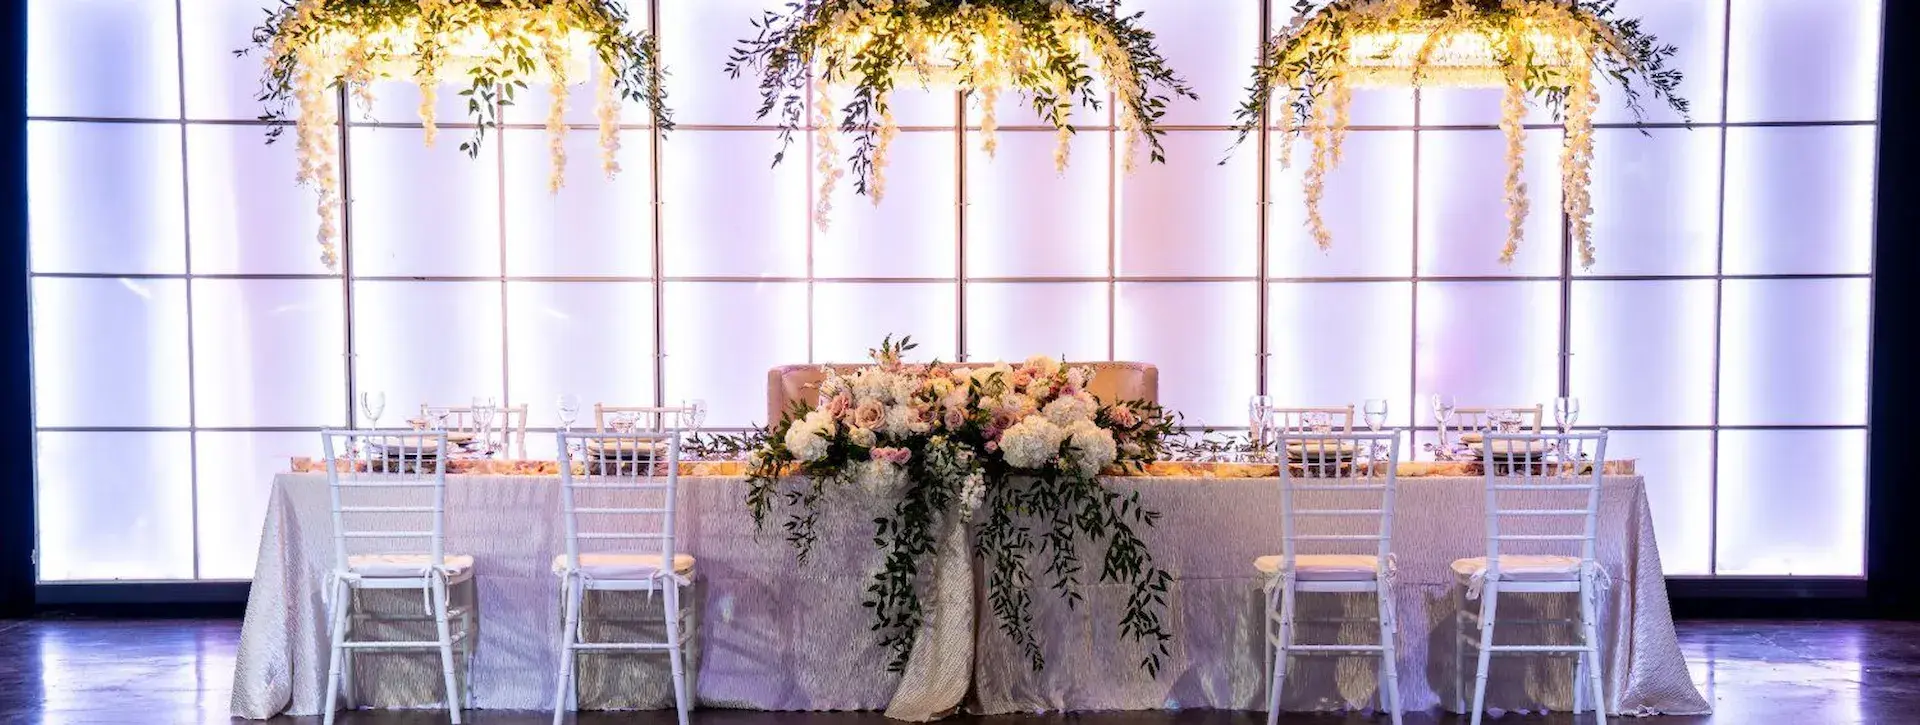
1;618;1916;724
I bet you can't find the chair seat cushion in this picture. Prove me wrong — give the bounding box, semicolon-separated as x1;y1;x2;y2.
552;552;695;579
1253;554;1385;581
1450;555;1583;582
346;553;474;578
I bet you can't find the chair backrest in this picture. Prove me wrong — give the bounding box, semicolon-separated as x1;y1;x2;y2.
1275;431;1400;569
321;429;450;572
1477;431;1609;573
419;403;530;458
593;404;694;433
1269;406;1356;436
1451;405;1544;437
555;430;682;570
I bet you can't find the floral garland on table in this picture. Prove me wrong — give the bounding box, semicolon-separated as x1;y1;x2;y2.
746;336;1180;675
726;0;1196;230
244;0;672;269
1234;0;1688;268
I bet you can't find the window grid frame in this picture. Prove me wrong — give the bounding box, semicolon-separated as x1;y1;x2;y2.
22;0;1877;581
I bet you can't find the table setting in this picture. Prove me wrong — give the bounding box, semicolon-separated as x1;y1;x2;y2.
231;335;1704;724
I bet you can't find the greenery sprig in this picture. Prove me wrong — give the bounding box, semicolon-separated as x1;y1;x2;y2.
725;0;1196;227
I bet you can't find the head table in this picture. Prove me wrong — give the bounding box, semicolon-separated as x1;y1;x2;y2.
229;464;1708;720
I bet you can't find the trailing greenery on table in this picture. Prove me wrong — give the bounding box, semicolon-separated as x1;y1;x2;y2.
1233;0;1688;268
725;0;1196;228
243;0;670;269
746;337;1180;675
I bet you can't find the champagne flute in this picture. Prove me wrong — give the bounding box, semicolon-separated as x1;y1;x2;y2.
1430;393;1457;459
359;391;386;430
1555;396;1580;434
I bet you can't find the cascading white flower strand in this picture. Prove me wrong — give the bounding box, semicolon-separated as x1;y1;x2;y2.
540;8;572;193
813;76;842;231
1497;32;1529;265
1561;56;1599;268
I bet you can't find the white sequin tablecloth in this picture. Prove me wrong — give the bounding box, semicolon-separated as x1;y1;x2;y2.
230;473;1708;719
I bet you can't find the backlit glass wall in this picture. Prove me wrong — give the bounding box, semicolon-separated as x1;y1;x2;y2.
26;0;1879;581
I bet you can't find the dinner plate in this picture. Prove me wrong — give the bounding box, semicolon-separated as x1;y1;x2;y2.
1467;439;1549;455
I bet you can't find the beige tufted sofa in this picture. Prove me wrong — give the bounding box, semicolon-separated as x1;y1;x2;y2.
766;362;1159;424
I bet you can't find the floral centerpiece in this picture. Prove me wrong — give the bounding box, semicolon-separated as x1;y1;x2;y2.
747;336;1180;674
1234;0;1689;267
244;0;671;269
726;0;1196;229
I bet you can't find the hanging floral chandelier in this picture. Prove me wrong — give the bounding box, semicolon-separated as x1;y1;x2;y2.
1235;0;1688;268
247;0;671;270
727;0;1196;230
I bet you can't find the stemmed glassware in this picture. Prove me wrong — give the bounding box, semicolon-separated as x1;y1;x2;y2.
472;396;498;458
1554;396;1581;462
359;391;386;429
1247;395;1273;462
1363;398;1388;460
681;399;708;460
557;394;580;461
427;406;450;432
1430;393;1457;459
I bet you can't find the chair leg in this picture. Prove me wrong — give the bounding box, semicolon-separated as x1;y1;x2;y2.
664;582;692;725
1266;582;1295;725
1377;584;1402;725
432;576;462;725
1580;577;1608;725
1469;580;1500;725
1453;585;1467;714
321;578;351;725
552;574;582;725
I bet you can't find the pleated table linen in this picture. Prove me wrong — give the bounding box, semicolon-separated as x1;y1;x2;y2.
230;473;1708;719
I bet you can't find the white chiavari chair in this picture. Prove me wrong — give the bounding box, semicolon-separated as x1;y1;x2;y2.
1450;405;1545;438
592;403;693;433
551;430;695;725
1256;431;1402;725
319;430;474;725
1454;431;1610;725
420;403;531;459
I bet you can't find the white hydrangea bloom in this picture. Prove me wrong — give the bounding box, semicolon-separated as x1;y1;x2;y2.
859;459;907;496
883;404;914;437
849;425;877;448
784;409;837;462
1065;419;1117;476
1001;415;1066;470
1024;354;1062;377
1043;391;1098;426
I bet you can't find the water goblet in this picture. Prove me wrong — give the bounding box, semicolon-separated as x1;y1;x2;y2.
1248;395;1273;458
472;396;497;457
557;394;581;460
1307;411;1333;435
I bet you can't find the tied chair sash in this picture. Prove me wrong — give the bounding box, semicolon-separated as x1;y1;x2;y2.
1260;553;1400;595
1463;561;1613;601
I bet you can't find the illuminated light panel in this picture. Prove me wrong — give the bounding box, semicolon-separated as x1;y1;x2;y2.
813;283;959;363
36;431;195;582
1266;282;1414;426
190;279;347;428
1569;280;1716;426
505;281;657;428
661;282;808;428
31;277;192;428
1116;282;1258;427
965;131;1110;278
659;130;808;277
964;283;1108;365
1414;280;1561;410
1719;279;1870;427
1717;429;1866;576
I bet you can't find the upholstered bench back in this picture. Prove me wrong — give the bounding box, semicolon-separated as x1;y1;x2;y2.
765;362;1159;425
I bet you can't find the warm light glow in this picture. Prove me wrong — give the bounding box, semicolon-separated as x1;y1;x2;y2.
305;21;596;83
1346;23;1584;87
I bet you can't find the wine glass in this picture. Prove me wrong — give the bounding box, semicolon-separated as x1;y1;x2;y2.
472;396;497;457
1430;393;1457;458
682;399;707;435
1362;399;1389;432
1247;395;1274;459
359;391;386;429
1307;411;1332;435
557;394;581;460
1555;396;1580;434
1362;399;1389;460
611;411;637;434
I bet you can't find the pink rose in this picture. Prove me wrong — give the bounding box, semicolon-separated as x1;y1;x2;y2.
1010;370;1034;388
944;406;967;429
1060;384;1082;398
826;392;853;418
985;439;1000;453
853;400;886;429
991;410;1018;430
872;447;912;465
1110;405;1139;428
